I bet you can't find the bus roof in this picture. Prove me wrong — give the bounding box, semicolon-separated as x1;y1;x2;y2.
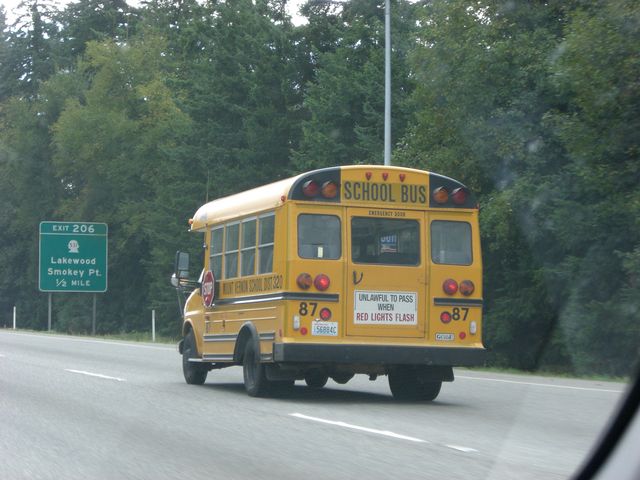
189;165;472;231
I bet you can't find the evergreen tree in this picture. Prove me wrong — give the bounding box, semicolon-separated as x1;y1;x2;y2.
55;0;138;67
5;0;58;97
541;0;640;374
50;37;192;333
395;0;574;370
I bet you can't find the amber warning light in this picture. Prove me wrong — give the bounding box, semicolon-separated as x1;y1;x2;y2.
431;184;472;207
301;179;340;200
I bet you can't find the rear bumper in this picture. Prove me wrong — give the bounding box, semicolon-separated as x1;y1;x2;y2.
273;343;486;366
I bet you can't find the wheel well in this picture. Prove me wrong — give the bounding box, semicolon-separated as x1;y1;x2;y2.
234;322;259;364
182;322;202;358
182;321;194;338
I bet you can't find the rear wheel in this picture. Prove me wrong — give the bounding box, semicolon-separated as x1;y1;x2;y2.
305;371;329;389
182;329;208;385
242;341;270;397
331;373;354;385
388;366;442;401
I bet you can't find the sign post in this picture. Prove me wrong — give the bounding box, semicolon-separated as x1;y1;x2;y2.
39;222;108;330
92;294;97;335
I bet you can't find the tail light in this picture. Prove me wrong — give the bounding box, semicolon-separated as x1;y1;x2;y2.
451;187;468;205
432;186;449;204
459;280;475;296
321;181;338;198
319;308;332;320
440;311;452;324
443;279;458;295
296;273;313;289
314;274;330;291
302;180;320;197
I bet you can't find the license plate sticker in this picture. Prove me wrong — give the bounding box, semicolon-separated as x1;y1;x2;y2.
435;333;455;341
311;321;338;336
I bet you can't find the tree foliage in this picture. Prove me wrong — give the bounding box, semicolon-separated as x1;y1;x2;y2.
395;0;639;374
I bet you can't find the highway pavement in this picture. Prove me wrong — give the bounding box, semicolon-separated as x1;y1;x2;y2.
0;330;627;480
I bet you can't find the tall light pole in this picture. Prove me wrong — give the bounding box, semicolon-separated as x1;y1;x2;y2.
384;0;391;166
307;0;392;165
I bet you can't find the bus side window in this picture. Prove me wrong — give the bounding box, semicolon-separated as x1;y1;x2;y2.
241;218;257;276
225;223;239;278
210;226;224;279
298;214;341;260
258;214;275;274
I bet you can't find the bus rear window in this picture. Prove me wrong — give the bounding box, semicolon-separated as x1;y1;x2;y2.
298;214;341;259
351;218;420;265
431;221;472;265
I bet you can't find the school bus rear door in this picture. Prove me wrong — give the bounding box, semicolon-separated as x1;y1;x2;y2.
345;207;427;338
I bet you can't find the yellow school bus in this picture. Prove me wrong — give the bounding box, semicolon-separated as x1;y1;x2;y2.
172;165;485;400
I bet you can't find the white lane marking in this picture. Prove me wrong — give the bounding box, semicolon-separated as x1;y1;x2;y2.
446;444;478;453
1;331;173;351
290;413;427;443
456;375;624;393
65;369;126;382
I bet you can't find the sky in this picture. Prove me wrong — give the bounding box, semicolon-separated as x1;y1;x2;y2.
1;0;308;24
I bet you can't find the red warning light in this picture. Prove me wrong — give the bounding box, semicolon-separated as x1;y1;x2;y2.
302;180;320;197
443;279;458;295
451;187;468;205
314;274;330;291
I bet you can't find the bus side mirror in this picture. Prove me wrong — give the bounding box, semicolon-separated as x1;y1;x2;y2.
173;251;190;282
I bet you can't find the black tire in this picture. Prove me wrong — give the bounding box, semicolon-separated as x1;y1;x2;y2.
305;371;329;389
388;366;442;401
242;341;270;397
182;329;208;385
331;373;354;385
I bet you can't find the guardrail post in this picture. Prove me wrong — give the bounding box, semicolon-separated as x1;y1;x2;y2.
152;309;156;342
13;306;16;330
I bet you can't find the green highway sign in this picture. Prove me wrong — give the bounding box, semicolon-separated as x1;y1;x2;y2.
39;222;108;293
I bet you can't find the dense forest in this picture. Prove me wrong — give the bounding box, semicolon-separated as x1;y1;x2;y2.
0;0;638;376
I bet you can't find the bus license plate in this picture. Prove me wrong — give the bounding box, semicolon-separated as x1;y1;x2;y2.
311;321;338;336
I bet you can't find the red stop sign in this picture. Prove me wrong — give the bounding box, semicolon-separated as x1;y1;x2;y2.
201;270;215;307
